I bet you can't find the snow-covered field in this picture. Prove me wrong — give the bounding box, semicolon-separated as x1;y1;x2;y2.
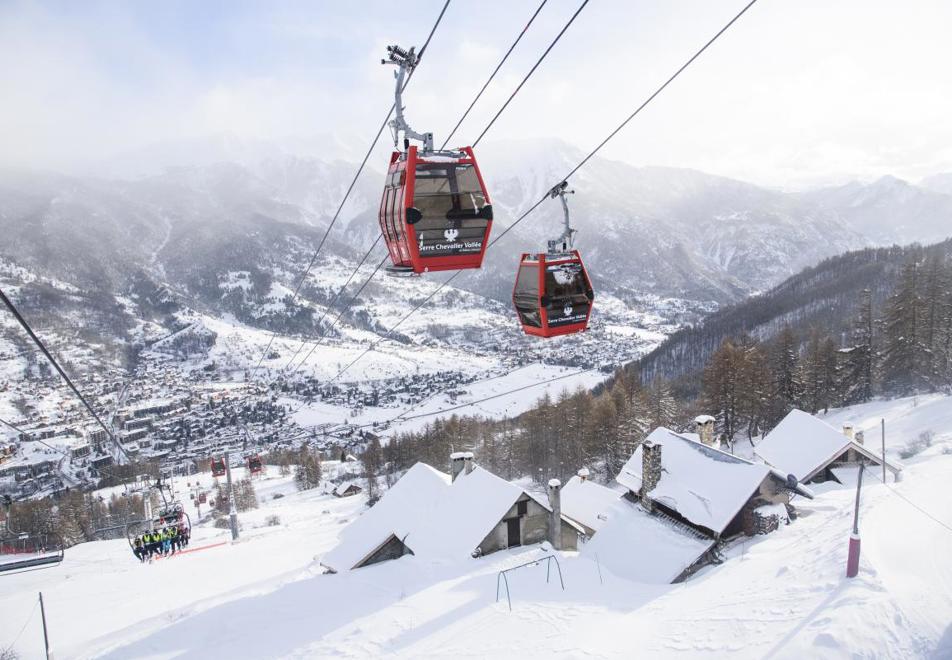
2;395;951;659
292;362;608;436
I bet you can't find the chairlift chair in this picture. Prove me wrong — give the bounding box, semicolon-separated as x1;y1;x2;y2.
0;497;65;574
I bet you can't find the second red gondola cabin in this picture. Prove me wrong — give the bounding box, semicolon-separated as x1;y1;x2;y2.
512;250;594;338
210;457;226;478
379;146;493;274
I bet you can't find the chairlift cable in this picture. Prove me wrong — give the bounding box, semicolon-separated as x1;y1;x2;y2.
0;287;132;464
472;0;589;148
281;233;385;373
0;415;141;486
288;0;591;385
356;365;599;430
867;468;952;535
278;0;567;381
317;0;761;384
246;0;453;381
288;252;391;376
1;599;39;654
440;0;549;150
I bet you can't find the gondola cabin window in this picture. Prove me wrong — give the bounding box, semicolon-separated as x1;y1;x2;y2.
513;262;542;328
412;162;489;258
543;261;589;328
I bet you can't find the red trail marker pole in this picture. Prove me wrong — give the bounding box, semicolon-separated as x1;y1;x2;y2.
846;462;865;578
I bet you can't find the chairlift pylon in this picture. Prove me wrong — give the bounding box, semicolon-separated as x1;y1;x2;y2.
0;496;65;575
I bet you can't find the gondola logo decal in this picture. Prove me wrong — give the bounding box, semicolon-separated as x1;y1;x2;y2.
418;230;482;256
563;303;573;317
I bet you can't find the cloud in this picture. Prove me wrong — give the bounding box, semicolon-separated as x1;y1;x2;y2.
1;0;950;187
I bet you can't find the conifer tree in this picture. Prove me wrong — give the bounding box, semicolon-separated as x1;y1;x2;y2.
361;437;382;504
294;445;322;492
840;288;875;404
881;259;926;394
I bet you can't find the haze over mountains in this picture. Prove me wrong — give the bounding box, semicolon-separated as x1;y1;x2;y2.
1;136;950;376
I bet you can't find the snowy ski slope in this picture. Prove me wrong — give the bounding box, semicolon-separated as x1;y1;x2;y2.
1;395;951;658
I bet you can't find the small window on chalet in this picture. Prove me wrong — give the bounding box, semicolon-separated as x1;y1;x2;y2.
517;500;528;516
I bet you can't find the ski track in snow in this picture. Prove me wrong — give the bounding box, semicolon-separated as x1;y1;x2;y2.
2;395;952;659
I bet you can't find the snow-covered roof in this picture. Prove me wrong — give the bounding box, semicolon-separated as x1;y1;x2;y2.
323;462;578;572
756;409;903;482
321;463;449;571
617;428;788;535
411;466;528;559
333;480;361;496
583;498;714;584
560;475;622;532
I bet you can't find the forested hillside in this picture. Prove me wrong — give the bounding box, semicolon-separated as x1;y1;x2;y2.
376;242;952;486
634;239;952;386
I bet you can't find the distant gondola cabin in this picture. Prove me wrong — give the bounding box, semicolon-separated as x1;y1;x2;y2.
513;250;594;337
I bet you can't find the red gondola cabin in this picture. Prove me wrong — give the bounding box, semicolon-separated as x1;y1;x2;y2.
247;454;263;476
211;457;226;478
513;250;594;337
379;146;493;274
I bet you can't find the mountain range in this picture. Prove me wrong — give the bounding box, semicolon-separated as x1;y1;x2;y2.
1;137;951;376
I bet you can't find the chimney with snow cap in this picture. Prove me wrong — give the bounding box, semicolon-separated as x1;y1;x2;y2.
577;467;589;482
842;423;855;441
855;430;864;445
450;452;467;482
547;479;562;551
462;451;475;475
695;415;716;446
640;438;662;510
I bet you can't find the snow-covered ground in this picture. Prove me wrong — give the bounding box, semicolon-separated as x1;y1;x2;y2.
2;394;951;659
291;362;608;436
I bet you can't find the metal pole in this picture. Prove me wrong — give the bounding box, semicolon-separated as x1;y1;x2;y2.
225;455;239;541
846;463;864;578
39;591;51;660
881;418;887;484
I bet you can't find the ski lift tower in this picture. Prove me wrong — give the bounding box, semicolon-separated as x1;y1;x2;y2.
224;453;239;541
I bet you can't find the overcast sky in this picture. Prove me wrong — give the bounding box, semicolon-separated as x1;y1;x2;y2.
1;0;950;188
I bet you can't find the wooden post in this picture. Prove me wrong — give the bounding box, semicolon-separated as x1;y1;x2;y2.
39;591;51;660
846;463;864;578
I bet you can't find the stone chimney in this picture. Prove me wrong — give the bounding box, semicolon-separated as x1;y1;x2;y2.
640;439;662;510
842;423;854;441
695;415;716;446
462;451;475;475
577;467;590;482
547;478;562;551
854;430;864;445
450;452;466;482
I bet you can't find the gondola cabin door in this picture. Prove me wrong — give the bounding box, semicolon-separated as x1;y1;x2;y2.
379;146;493;274
513;251;593;338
